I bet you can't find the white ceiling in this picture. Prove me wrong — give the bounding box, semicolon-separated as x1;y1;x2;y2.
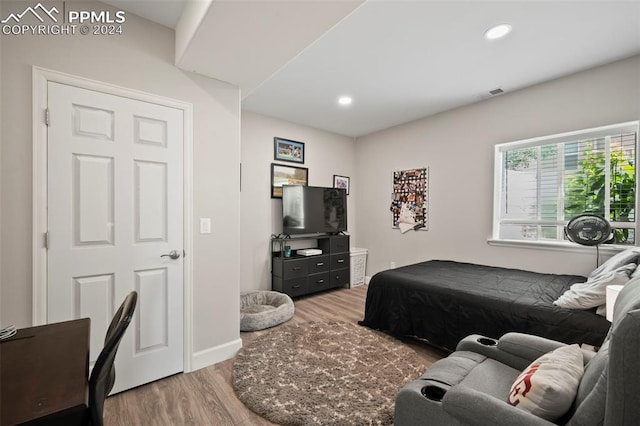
175;0;364;95
101;0;187;28
108;0;640;138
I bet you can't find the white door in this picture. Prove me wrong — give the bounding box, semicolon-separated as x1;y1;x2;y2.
46;82;184;393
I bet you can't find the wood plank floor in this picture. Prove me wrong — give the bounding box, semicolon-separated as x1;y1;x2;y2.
103;285;448;425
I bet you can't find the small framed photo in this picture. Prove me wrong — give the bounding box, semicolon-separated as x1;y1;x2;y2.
333;175;350;195
271;163;309;198
274;137;305;164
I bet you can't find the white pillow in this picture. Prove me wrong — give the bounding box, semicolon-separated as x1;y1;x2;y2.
595;272;640;317
507;344;584;421
553;263;635;309
588;248;640;280
631;264;640;280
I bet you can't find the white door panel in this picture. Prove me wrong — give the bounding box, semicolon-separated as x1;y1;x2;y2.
47;82;184;393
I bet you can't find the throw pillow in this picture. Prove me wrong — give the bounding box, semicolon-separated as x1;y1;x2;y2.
553;263;635;309
588;248;640;280
507;344;584;421
631;264;640;280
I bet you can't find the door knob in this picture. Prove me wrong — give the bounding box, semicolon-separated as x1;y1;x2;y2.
160;250;181;260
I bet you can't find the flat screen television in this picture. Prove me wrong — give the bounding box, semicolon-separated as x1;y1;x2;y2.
282;185;347;235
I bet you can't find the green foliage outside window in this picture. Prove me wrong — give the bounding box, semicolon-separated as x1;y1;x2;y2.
504;141;636;244
505;146;556;171
564;149;635;243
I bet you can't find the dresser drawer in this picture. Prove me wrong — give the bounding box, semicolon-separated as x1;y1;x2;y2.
331;268;350;287
308;255;330;274
282;258;308;278
281;277;308;297
307;272;332;292
330;253;350;269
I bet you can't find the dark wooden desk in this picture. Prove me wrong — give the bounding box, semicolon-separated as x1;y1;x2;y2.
0;318;90;425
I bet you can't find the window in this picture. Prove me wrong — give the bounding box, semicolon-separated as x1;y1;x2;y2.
494;122;638;245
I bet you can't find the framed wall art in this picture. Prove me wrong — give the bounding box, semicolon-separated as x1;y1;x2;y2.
390;167;429;233
271;163;308;198
274;137;305;164
333;175;350;195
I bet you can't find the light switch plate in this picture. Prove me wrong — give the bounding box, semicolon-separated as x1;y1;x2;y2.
200;218;211;234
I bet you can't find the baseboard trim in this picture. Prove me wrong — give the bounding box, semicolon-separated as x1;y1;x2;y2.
190;338;242;372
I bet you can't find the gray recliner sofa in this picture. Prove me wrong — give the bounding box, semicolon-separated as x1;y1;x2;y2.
395;275;640;425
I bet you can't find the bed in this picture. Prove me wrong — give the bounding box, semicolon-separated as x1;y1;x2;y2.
359;260;611;351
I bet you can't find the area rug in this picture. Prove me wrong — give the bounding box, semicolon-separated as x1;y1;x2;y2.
232;321;425;425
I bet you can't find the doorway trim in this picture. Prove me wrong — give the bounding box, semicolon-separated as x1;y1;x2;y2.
32;66;195;373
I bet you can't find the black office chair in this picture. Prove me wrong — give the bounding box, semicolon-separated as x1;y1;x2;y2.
88;291;137;426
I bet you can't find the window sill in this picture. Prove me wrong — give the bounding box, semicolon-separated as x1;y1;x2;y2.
486;238;633;255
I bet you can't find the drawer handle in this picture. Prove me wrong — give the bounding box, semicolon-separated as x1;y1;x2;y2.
316;279;324;284
316;262;324;266
292;267;302;271
337;259;345;263
292;285;301;289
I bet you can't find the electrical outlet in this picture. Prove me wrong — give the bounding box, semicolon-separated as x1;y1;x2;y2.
390;261;396;269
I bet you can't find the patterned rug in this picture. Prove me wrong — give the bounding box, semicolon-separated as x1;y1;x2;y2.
232;321;425;425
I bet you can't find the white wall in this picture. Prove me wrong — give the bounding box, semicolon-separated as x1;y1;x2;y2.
0;0;240;359
355;55;640;279
240;111;356;292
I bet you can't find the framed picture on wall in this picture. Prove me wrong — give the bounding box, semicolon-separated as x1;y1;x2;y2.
390;167;429;232
333;175;350;195
271;163;309;198
274;137;305;164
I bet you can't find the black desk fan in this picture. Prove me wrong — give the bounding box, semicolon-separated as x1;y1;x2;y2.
565;214;613;267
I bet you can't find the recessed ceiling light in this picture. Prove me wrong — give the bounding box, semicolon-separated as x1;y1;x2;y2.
338;96;353;106
484;24;512;40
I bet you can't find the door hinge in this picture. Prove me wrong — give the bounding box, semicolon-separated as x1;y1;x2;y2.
45;108;50;126
44;231;49;249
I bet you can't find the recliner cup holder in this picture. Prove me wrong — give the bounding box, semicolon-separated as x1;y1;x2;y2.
421;385;447;402
477;337;498;346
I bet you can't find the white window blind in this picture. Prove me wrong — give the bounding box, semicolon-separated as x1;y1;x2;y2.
494;122;638;245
